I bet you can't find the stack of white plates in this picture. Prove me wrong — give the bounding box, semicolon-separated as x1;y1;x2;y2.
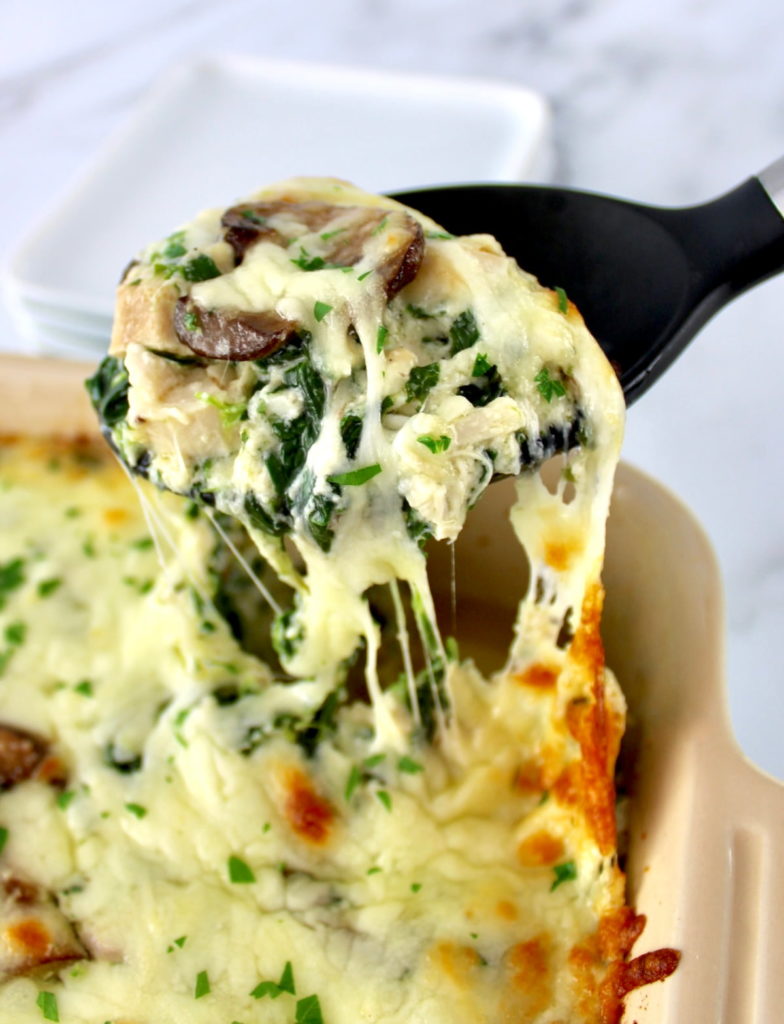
3;55;552;360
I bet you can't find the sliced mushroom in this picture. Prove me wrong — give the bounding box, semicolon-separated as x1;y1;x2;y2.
220;200;424;298
174;298;299;362
0;873;86;978
0;725;47;790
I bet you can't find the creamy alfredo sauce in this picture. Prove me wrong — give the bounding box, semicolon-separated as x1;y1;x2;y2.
0;180;671;1024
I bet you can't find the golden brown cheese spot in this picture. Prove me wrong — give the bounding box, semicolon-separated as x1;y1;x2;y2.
500;936;552;1020
517;830;565;867
495;900;518;921
514;745;564;795
5;919;52;959
513;663;559;689
281;767;335;845
560;584;618;854
544;535;583;572
103;507;130;526
429;941;483;987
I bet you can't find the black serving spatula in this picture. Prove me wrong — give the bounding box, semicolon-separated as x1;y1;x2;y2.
392;157;784;404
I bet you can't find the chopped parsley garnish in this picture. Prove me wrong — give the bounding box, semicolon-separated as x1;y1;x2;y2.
425;230;454;240
357;269;373;281
410;882;422;893
449;309;480;355
406;303;439;320
251;960;295;999
345;764;362;801
550;859;578;891
327;464;382;487
296;994;324;1024
291;247;340;272
367;866;382;875
36;991;59;1021
56;790;76;811
73;679;93;697
376;324;389;352
320;227;344;241
228;855;256;884
417;434;451;454
37;577;62;597
372;215;389;235
405;363;439;404
0;557;25;609
398;755;423;774
5;621;26;646
0;826;7;853
472;352;492;377
125;803;147;819
182;254;221;282
241;209;267;226
194;969;211;999
555;286;569;313
376;789;393;812
364;753;386;768
196;391;246;427
167;935;187;952
534;367;567;403
182;310;202;333
313;301;333;322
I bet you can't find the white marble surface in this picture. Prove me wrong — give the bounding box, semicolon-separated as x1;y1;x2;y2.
2;0;784;778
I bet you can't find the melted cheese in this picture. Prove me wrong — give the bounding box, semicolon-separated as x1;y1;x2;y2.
0;181;678;1023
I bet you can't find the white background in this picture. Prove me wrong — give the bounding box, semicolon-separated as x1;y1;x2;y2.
1;0;783;779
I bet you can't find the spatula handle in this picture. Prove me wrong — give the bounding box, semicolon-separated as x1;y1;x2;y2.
758;155;784;218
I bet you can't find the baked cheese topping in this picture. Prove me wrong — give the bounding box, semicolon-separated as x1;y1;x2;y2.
0;180;678;1023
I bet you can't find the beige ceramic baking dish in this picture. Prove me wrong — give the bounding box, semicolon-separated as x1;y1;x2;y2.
2;353;782;1022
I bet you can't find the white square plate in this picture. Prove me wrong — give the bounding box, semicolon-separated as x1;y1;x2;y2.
4;54;551;340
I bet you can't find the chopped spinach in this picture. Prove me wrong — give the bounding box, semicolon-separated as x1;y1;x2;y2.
85;356;130;429
405;363;440;405
339;414;363;460
449;309;480;355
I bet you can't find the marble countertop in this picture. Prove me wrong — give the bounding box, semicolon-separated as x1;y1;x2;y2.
2;0;783;779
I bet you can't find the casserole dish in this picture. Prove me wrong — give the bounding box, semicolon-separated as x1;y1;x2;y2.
1;353;781;1021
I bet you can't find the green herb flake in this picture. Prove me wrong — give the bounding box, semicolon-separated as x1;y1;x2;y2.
278;960;296;995
417;434;451;454
166;934;187;952
125;803;147;819
320;227;344;241
296;994;324;1024
56;790;76;811
327;464;382;487
376;789;393;812
345;764;362;802
405;362;440;404
398;755;423;774
241;209;267;226
36;991;59;1022
472;352;492;377
0;557;25;609
367;866;382;875
449;309;480;355
550;859;578;891
363;753;386;769
372;215;389;235
555;286;569;313
194;969;210;999
357;270;373;281
228;855;256;884
411;882;422;893
37;578;62;597
0;826;7;853
425;230;454;240
291;248;328;271
73;680;93;697
406;303;438;320
4;621;26;646
182;254;221;282
182;310;202;332
314;301;333;323
196;391;246;427
376;324;389;352
534;367;567;403
251;981;283;1000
